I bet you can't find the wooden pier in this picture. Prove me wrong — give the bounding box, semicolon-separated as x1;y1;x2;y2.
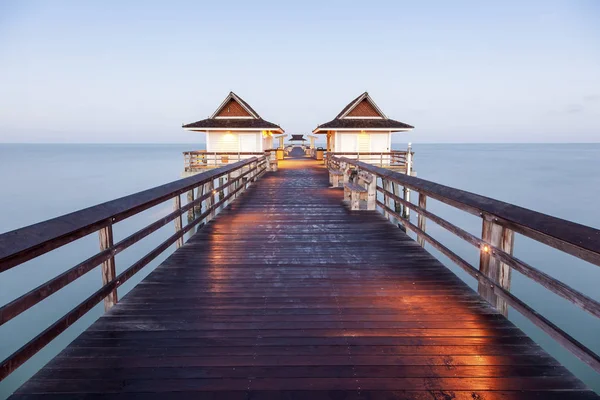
1;149;599;399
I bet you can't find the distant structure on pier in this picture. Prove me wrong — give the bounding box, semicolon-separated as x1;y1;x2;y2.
289;134;306;144
313;92;413;155
183;92;284;154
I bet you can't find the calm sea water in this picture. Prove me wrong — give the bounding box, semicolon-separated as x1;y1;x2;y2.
0;143;598;396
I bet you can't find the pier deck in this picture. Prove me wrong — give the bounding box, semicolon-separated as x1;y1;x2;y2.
10;153;595;399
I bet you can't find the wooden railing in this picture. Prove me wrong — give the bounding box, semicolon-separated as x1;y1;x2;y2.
328;155;600;373
0;156;268;380
183;151;276;171
326;150;412;170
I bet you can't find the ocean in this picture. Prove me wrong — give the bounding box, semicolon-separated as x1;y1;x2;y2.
0;143;599;396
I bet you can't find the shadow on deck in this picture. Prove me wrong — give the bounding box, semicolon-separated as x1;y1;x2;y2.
11;153;597;399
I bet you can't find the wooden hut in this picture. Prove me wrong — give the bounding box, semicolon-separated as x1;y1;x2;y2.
289;134;306;145
313;92;413;166
182;92;284;169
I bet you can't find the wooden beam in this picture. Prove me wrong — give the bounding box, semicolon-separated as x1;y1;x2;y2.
478;218;511;316
417;194;427;247
98;224;117;311
173;195;184;249
186;190;195;225
366;173;377;211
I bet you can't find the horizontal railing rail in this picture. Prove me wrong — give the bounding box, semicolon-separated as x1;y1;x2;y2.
326;151;411;168
328;155;600;373
183;151;275;171
0;156;269;381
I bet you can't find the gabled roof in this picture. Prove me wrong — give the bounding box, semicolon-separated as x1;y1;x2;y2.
290;134;305;141
183;92;284;133
336;92;387;119
313;92;414;133
211;92;259;119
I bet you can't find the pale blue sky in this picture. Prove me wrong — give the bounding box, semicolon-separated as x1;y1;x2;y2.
0;0;598;143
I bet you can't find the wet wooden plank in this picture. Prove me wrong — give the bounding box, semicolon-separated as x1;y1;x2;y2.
9;391;600;400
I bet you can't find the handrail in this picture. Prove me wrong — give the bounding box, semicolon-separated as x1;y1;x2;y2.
325;151;412;168
329;155;600;373
0;156;269;380
345;158;600;265
183;151;274;171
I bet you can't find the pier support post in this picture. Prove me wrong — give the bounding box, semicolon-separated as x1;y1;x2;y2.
173;195;184;249
99;224;118;311
478;217;514;316
417;194;427;247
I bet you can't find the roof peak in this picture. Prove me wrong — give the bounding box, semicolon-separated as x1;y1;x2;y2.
211;92;260;119
336;92;387;119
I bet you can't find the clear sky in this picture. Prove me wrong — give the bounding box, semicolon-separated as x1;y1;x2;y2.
0;0;598;143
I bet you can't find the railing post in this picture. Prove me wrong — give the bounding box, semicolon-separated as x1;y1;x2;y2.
173;195;184;249
270;151;278;172
194;184;203;218
252;161;258;182
342;161;350;201
243;165;250;189
417;193;427;247
225;172;231;205
478;217;513;316
218;177;225;204
265;152;272;172
203;180;215;224
350;181;360;211
258;159;264;178
99;224;118;311
402;143;412;219
382;179;391;222
187;189;195;224
392;182;402;220
229;170;238;201
366;173;377;211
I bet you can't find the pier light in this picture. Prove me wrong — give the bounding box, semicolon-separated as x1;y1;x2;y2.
482;244;490;253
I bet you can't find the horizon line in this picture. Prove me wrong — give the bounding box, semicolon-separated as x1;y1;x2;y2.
1;141;600;145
